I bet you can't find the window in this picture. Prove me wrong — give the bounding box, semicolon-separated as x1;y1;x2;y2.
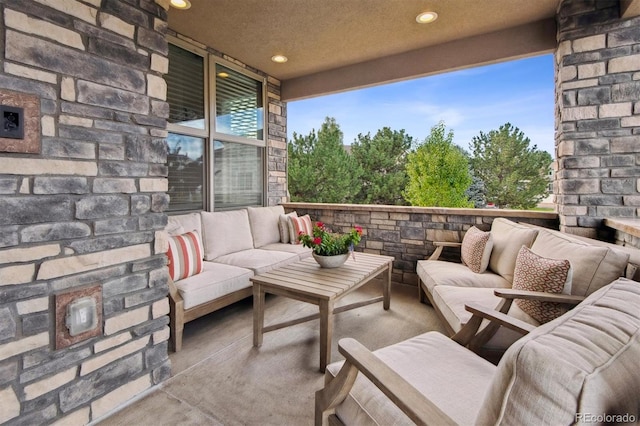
165;38;266;212
166;44;205;130
215;64;263;140
167;133;205;211
214;141;263;210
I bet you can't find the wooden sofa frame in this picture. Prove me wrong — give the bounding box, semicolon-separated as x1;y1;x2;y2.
168;278;252;351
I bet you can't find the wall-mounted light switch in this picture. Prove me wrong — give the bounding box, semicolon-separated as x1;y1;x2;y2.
0;105;25;139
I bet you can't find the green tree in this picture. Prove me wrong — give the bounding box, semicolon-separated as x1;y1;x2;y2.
351;127;413;205
470;123;553;209
403;122;473;207
288;117;362;203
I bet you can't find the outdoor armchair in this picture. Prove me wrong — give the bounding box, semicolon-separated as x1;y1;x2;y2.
316;277;640;425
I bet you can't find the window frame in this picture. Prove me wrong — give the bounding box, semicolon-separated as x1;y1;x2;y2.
165;36;268;212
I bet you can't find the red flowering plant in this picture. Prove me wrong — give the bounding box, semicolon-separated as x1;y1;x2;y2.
298;222;363;256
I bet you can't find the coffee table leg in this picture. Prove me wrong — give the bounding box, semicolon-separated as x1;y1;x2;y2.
253;283;264;347
319;300;334;373
383;263;391;310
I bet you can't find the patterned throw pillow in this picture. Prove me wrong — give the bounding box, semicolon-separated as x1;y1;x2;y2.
461;226;493;273
167;231;203;282
512;246;572;324
279;211;297;243
288;214;313;244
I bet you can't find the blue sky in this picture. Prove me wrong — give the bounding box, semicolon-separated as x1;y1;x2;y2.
287;54;555;156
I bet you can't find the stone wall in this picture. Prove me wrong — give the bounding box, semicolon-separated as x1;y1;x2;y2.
165;30;288;207
0;1;172;424
282;203;558;285
555;0;640;239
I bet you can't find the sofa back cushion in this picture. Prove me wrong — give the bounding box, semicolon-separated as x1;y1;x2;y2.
477;278;640;425
247;206;285;248
201;210;254;260
488;218;538;283
530;229;629;297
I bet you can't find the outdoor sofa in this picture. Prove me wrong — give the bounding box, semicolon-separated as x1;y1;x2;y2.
163;205;311;351
316;277;640;425
416;217;640;356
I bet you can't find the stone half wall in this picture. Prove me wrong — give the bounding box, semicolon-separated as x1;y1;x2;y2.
0;1;171;424
282;203;558;285
555;0;640;239
166;30;288;207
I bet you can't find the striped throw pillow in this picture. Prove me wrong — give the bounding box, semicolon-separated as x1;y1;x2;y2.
288;214;313;244
167;231;203;281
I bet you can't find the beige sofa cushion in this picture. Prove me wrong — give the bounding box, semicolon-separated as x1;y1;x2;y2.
214;248;299;274
247;206;285;248
530;229;629;297
477;278;640;425
201;210;254;260
175;261;253;310
431;285;538;351
328;332;495;426
259;242;312;259
417;260;510;294
488;218;538;283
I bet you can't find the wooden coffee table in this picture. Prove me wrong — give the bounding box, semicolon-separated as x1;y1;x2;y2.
251;252;394;372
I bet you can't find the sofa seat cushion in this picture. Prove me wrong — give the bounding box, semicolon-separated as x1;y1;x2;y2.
530;229;629;297
417;260;510;294
477;278;640;425
327;331;495;425
488;218;539;283
176;261;253;310
432;286;540;351
214;249;299;274
259;243;312;259
247;206;285;248
201;210;254;260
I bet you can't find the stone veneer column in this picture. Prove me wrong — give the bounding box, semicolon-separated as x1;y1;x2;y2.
0;0;171;424
555;0;640;239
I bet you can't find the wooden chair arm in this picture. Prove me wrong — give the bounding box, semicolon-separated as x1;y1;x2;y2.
465;302;536;335
428;242;462;261
494;288;584;305
315;338;456;426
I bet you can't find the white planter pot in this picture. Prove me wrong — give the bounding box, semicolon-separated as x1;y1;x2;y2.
312;252;350;268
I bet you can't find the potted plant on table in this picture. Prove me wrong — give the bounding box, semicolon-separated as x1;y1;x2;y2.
298;222;363;268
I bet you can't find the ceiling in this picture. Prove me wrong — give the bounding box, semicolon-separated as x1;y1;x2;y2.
168;0;564;100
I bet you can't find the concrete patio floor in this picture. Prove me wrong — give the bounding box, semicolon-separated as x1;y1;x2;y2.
96;280;446;425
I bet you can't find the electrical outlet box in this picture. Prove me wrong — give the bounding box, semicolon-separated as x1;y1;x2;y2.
55;285;102;349
0;105;24;139
65;296;98;336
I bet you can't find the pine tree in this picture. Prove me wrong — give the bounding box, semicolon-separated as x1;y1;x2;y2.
351;127;413;205
470;123;552;209
288;117;363;203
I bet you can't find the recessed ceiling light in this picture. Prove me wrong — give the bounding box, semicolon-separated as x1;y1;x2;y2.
170;0;191;10
271;55;288;63
217;72;229;78
416;11;438;24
